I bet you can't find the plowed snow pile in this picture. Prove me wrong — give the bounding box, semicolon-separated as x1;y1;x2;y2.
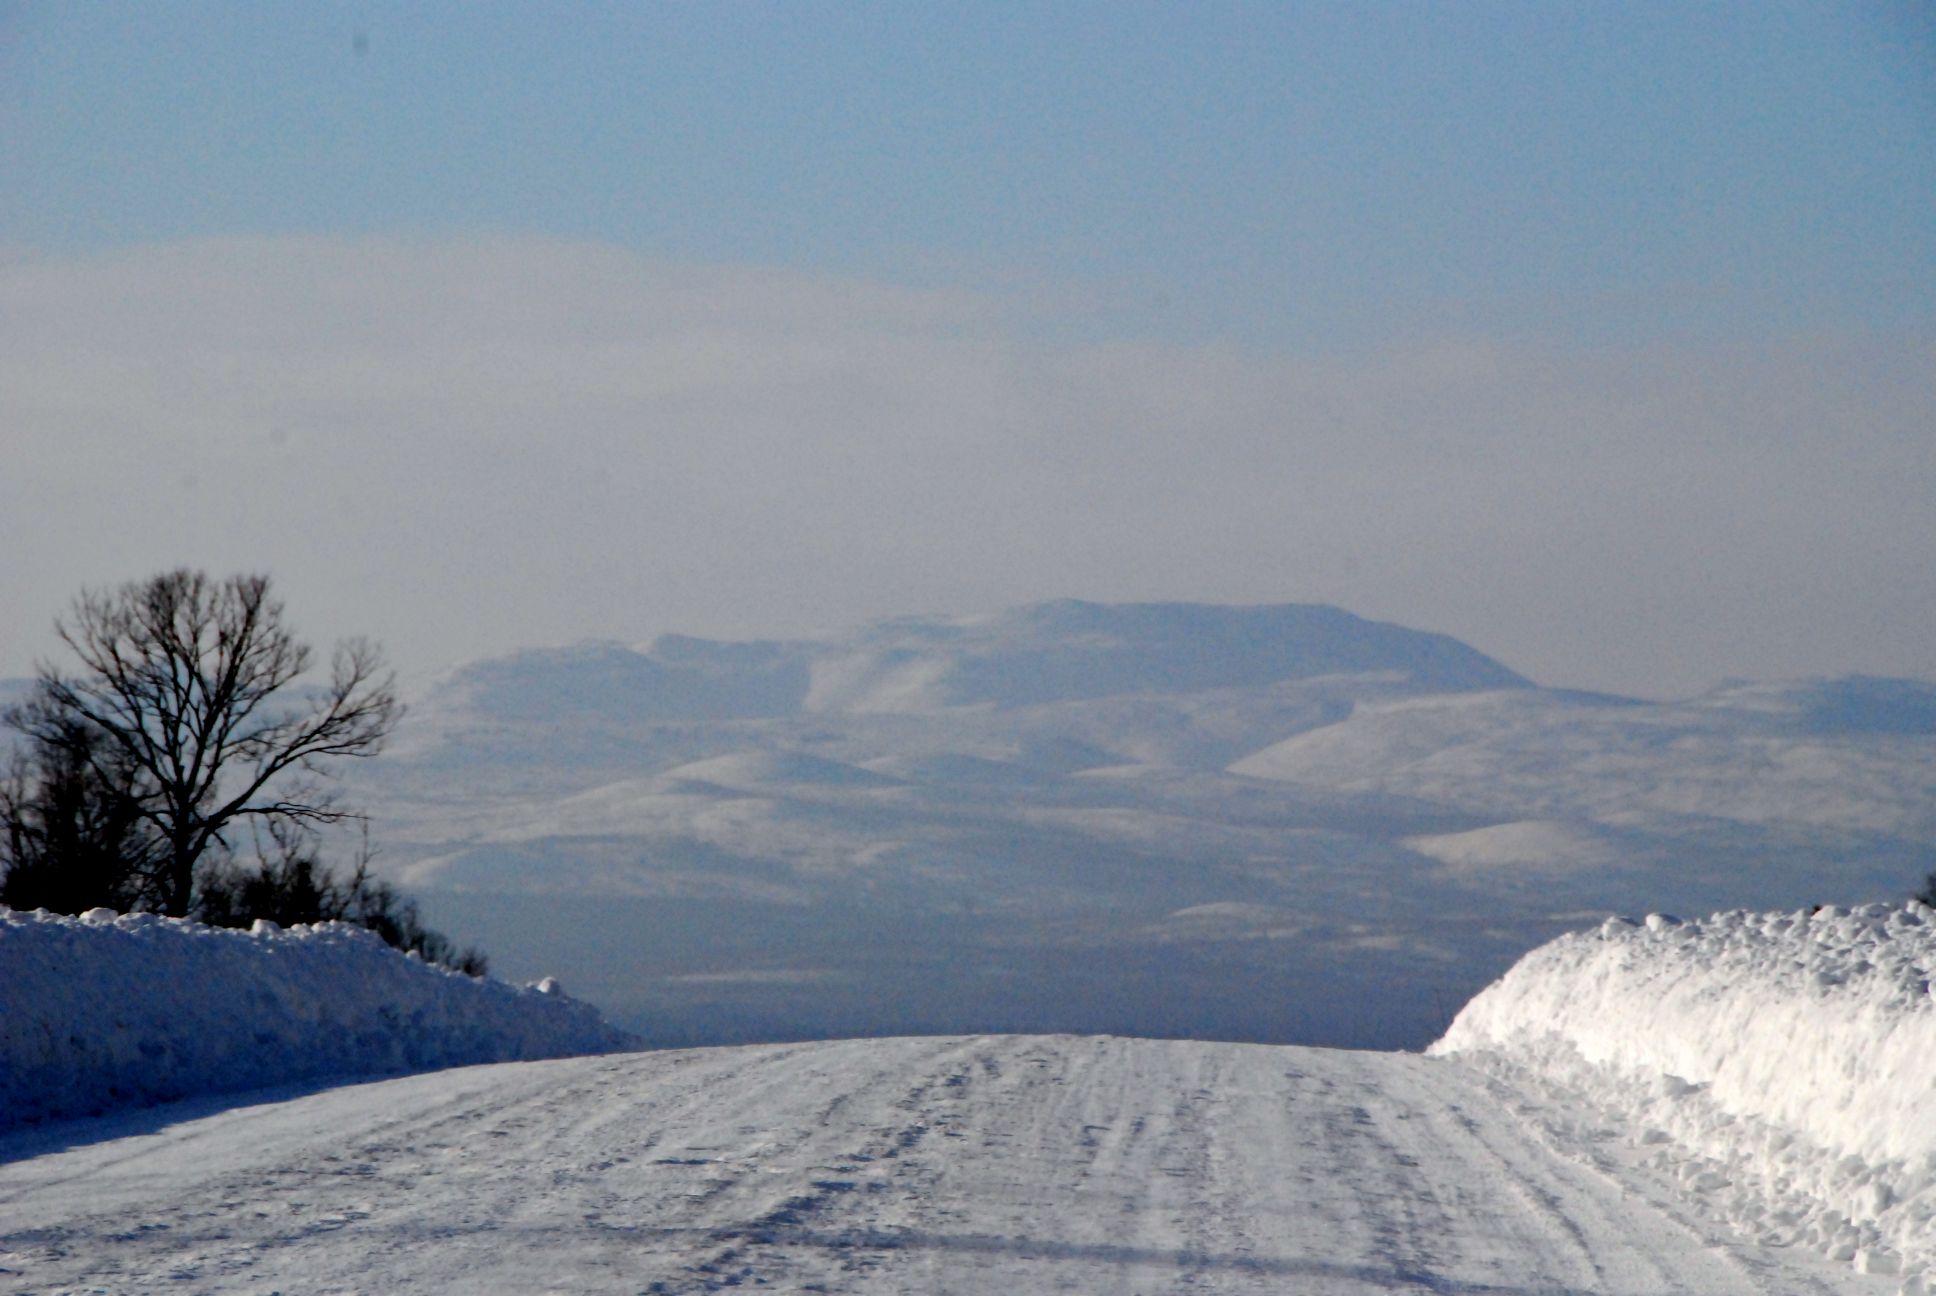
1433;902;1936;1292
0;907;636;1129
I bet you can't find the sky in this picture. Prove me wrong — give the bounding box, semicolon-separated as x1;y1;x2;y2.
2;1;1932;699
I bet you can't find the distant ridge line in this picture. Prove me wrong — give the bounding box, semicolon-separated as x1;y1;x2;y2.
432;599;1530;720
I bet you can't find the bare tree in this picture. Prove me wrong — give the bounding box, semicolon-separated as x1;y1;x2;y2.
6;570;400;916
0;702;160;913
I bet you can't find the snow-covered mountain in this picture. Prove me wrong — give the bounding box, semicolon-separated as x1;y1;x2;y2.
414;600;1527;729
343;601;1936;1051
797;600;1530;711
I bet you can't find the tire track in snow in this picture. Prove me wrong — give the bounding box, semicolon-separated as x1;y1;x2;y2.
0;1036;1895;1294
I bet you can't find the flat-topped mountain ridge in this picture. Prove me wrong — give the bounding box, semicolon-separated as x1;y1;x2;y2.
421;599;1530;725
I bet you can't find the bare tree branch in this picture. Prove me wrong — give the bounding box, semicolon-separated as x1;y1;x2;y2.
5;569;401;916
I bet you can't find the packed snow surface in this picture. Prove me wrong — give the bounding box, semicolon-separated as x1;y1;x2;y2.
0;906;634;1129
1434;902;1936;1290
0;1036;1890;1294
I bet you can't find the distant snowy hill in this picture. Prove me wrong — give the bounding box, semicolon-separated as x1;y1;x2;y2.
1231;682;1936;839
409;599;1526;731
800;600;1530;711
337;602;1936;1049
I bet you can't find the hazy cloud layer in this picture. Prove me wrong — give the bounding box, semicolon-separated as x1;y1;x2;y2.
4;236;1931;697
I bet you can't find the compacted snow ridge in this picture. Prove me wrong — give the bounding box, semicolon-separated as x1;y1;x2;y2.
1433;901;1936;1294
0;905;635;1130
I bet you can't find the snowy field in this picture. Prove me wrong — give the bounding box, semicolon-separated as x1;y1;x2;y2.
2;897;1931;1293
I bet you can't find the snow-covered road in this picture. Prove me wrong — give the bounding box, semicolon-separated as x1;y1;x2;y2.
0;1036;1885;1295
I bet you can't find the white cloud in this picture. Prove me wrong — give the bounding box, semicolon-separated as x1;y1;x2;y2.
3;235;1931;697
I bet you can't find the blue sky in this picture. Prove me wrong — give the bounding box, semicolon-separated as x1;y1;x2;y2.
2;2;1933;695
10;2;1932;344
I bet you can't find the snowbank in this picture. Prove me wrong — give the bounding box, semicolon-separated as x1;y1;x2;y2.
1433;903;1936;1291
0;907;638;1130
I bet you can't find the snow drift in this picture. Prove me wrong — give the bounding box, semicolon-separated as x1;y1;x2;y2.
0;906;636;1130
1433;902;1936;1290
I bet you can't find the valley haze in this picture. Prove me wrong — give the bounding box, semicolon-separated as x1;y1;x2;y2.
295;598;1936;1050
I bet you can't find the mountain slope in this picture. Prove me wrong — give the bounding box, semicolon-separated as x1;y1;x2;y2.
1231;685;1936;838
351;604;1935;1051
403;599;1528;737
802;599;1530;711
